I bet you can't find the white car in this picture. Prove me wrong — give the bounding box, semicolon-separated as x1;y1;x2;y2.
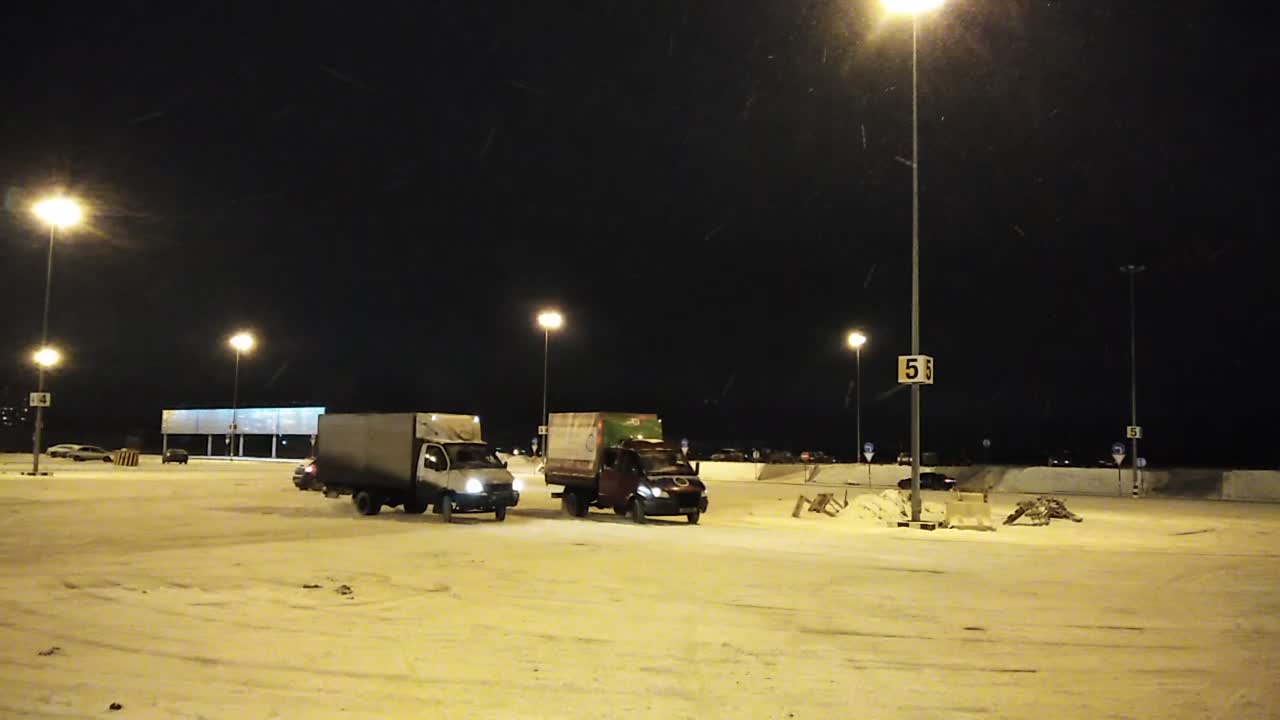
47;444;80;458
69;445;114;462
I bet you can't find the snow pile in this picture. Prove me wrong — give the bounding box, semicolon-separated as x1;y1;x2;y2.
845;489;945;524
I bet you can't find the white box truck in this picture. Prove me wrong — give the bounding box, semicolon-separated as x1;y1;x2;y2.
316;412;521;522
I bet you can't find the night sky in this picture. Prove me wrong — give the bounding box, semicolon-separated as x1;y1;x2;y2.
1;1;1273;466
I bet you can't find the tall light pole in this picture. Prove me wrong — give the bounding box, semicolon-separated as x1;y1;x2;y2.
228;332;255;459
885;0;943;523
847;331;868;466
536;310;564;457
28;196;81;476
1119;265;1145;495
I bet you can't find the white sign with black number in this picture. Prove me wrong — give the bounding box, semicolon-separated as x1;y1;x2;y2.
29;392;51;408
1126;426;1143;439
537;425;548;435
897;355;935;385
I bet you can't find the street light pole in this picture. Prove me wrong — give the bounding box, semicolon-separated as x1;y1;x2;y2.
1120;264;1145;495
847;331;868;470
541;327;550;456
28;196;81;476
31;225;56;476
536;310;564;457
908;12;924;522
231;349;241;459
227;332;255;460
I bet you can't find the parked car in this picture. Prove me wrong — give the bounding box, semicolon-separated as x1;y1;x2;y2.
897;451;941;466
762;450;796;464
800;451;835;464
162;449;190;465
293;457;320;490
709;448;746;462
897;471;957;490
69;445;114;462
47;443;79;458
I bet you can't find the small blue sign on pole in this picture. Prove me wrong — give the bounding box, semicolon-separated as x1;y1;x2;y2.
1111;442;1125;457
680;438;689;455
863;442;875;455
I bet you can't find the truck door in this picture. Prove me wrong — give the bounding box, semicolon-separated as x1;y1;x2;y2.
598;449;625;507
600;449;641;508
418;443;450;493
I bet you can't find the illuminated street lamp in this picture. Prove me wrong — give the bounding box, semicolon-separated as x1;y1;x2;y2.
228;332;255;459
28;196;82;476
536;310;564;456
884;0;944;523
847;331;868;467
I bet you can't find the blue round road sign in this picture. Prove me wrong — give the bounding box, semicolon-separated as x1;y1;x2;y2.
680;438;689;450
863;442;875;454
1111;442;1125;456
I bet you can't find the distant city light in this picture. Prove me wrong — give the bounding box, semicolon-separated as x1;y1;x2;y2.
847;331;868;349
33;197;82;229
229;332;255;353
537;310;564;331
883;0;945;14
33;347;61;368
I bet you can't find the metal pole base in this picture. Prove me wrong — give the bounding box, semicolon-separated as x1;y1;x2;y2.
897;520;938;531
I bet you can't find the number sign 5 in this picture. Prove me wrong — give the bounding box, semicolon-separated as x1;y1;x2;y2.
897;355;935;385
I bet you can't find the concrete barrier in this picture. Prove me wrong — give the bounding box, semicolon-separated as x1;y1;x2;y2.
698;460;1280;503
1223;471;1280;502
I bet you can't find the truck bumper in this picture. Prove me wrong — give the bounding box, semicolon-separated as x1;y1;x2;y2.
453;489;520;513
641;494;708;516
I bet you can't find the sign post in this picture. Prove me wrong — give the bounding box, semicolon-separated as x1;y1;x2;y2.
680;438;689;458
862;442;875;485
1111;442;1127;496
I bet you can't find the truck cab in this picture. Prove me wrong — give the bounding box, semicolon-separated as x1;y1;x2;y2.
419;441;521;522
592;441;708;523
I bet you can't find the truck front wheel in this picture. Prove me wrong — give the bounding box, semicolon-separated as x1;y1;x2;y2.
495;504;507;522
438;492;453;523
353;490;382;516
403;497;429;515
628;498;647;524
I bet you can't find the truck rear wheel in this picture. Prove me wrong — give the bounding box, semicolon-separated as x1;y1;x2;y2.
438;492;453;523
562;491;586;518
353;490;382;516
403;497;429;515
495;505;507;522
628;498;646;524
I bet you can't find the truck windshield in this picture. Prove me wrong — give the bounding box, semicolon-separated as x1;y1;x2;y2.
445;443;504;470
635;449;694;476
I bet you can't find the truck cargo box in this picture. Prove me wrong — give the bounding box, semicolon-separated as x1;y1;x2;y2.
545;412;662;485
317;413;419;491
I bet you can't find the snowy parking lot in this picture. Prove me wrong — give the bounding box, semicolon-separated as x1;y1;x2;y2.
1;454;1277;719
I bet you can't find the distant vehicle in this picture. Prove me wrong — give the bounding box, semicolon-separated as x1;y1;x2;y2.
544;412;707;524
897;471;956;490
47;444;79;458
162;449;190;464
293;457;320;490
897;451;940;466
69;445;113;462
709;448;746;462
1048;452;1076;467
800;451;835;464
316;413;519;522
763;450;796;464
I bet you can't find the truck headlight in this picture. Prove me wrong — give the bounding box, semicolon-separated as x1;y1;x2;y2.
651;487;668;498
636;485;652;497
512;478;524;492
464;478;484;494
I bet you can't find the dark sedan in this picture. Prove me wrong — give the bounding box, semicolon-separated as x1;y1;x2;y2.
293;458;320;490
897;471;957;490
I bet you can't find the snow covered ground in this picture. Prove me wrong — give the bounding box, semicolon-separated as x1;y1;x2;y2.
1;453;1277;719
